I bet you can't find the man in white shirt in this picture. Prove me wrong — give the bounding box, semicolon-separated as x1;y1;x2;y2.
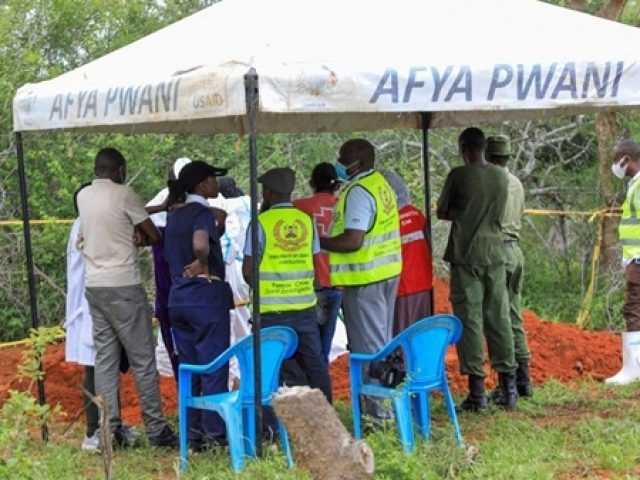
77;147;178;449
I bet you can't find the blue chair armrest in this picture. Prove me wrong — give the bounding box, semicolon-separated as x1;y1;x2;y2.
350;335;405;366
349;352;378;363
178;345;238;375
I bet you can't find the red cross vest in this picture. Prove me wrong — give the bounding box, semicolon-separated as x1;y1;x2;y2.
398;205;433;297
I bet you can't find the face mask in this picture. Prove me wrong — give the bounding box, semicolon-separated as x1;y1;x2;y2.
334;159;359;181
612;156;628;179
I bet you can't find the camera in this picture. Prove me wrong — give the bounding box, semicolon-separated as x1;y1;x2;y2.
368;349;406;388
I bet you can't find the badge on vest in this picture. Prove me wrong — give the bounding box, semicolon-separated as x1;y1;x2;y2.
379;185;395;215
273;219;310;251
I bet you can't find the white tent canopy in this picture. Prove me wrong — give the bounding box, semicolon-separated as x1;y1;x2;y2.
13;0;640;134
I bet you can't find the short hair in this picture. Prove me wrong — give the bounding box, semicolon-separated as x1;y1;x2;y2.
458;127;486;152
339;139;375;165
95;147;125;170
616;139;640;160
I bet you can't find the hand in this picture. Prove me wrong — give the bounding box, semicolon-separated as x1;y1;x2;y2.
211;207;227;225
183;259;209;278
132;229;147;246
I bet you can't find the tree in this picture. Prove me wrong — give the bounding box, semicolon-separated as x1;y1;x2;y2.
561;0;635;276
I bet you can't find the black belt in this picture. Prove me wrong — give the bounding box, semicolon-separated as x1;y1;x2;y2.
173;275;222;282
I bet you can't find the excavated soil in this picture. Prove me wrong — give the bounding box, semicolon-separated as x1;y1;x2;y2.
0;278;622;423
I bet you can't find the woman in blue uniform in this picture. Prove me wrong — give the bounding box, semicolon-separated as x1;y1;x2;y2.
164;161;234;451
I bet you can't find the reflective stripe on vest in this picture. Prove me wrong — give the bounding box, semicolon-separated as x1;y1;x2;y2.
329;171;402;286
258;207;317;313
401;230;425;245
620;180;640;259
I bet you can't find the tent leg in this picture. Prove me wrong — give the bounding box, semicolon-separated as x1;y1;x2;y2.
15;132;48;442
244;68;262;458
420;113;434;317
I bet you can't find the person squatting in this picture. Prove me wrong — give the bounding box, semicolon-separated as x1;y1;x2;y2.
64;131;538;451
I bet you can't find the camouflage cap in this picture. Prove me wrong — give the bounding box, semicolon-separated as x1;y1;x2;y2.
486;135;512;157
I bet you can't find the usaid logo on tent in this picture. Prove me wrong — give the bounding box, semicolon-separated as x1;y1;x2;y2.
296;65;339;108
173;65;225;111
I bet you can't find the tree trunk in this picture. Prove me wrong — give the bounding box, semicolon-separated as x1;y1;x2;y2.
596;0;628;19
271;386;374;480
587;0;630;275
595;113;622;276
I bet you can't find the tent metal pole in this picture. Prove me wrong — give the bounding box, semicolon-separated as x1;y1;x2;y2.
244;68;263;457
420;113;434;317
15;132;48;442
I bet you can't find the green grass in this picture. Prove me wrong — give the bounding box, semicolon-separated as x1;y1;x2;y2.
19;381;640;479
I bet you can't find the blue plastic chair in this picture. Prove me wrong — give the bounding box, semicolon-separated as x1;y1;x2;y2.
178;326;298;472
349;314;464;453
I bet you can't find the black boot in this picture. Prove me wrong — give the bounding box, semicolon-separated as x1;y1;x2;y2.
516;361;533;398
456;375;488;413
493;371;517;410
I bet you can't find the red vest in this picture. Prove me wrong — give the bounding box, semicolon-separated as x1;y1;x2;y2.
398;205;433;297
293;193;338;289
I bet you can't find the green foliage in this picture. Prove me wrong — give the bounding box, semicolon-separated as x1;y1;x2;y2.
0;326;64;479
15;381;640;478
0;0;635;340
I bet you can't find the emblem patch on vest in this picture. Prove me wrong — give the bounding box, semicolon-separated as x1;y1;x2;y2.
273;219;310;251
380;185;395;215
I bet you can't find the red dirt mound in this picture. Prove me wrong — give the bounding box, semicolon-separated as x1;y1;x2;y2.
0;277;623;424
331;277;622;402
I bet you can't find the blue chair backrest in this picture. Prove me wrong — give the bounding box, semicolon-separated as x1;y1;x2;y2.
233;326;298;404
398;315;462;389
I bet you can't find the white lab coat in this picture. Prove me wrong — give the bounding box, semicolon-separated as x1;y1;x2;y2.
64;218;96;366
220;199;252;388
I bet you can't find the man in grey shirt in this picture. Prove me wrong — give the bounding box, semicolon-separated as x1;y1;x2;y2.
77;147;178;449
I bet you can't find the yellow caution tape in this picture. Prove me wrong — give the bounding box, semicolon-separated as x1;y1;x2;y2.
0;208;623;228
0;219;75;226
576;214;605;329
0;208;621;334
0;332;66;350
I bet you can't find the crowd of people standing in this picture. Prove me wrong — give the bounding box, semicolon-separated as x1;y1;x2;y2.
64;130;542;452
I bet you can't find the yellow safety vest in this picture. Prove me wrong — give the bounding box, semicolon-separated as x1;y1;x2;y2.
329;171;402;286
258;207;317;313
620;179;640;260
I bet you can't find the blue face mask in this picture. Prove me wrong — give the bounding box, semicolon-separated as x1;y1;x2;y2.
334;159;359;181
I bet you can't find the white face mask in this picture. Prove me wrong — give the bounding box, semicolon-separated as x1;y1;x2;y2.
612;156;629;179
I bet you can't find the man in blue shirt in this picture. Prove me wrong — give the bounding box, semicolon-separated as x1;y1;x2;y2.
164;161;234;452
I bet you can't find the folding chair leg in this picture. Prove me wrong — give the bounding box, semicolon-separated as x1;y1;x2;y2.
443;387;465;448
243;406;256;458
278;421;295;468
412;391;431;440
222;405;246;472
179;402;189;472
352;392;363;439
394;393;415;454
